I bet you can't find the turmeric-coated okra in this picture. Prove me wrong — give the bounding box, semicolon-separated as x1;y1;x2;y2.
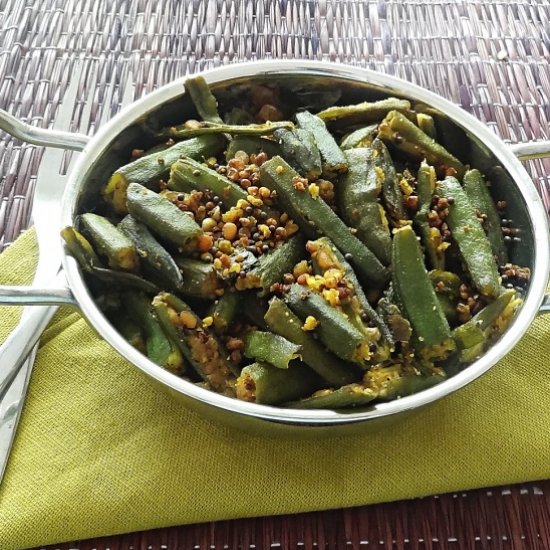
244;330;301;370
184;75;223;124
436;176;502;298
264;297;360;387
285;384;377;409
273;127;322;181
339;124;378;150
260;156;389;287
102;134;225;214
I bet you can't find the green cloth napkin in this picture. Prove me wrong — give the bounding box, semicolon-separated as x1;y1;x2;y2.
1;229;550;549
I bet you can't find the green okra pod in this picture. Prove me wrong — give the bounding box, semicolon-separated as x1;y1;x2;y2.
225;135;282;161
122;291;184;373
273;127;322;180
378;111;466;178
285;384;377;410
173;257;221;300
316;97;412;127
463;169;508;265
235;361;322;405
307;237;394;347
376;295;412;344
126;183;203;250
414;162;445;270
210;291;240;333
235;235;306;295
168;157;248;207
260;156;389;287
264;297;360;387
102;134;225;214
339;147;392;265
79;213;139;272
436;176;502;298
416;113;437;139
340;124;378;150
392;225;454;359
167;121;294;140
118;215;183;290
184;75;223;123
452;289;516;350
244;330;301;369
285;283;379;366
153;292;236;394
295;111;348;177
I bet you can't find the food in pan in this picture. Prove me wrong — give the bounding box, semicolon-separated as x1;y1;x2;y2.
61;76;529;409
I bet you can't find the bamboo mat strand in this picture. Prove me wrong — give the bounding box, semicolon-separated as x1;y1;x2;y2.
0;1;549;548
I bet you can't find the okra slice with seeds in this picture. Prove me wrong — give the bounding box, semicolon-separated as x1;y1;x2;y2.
285;384;377;410
260;157;389;287
436;176;502;298
295;111;348;177
118;215;183;290
316;97;412;127
122;291;184;373
273;127;322;181
392;225;454;359
79;213;139;272
168;157;248;207
244;330;301;370
339;147;392;265
102;134;225;214
264;297;360;387
126;183;203;250
285;283;380;367
463;169;508;265
184;75;223;124
236;361;322;405
378;111;465;179
153;292;236;394
173;257;222;300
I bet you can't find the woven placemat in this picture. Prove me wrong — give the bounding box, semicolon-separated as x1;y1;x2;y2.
1;1;549;548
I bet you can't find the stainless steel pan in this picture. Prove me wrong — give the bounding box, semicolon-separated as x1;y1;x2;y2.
1;60;549;433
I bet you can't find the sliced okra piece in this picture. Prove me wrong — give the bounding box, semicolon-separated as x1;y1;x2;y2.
285;384;377;410
79;213;139;272
168;157;248;207
173;257;221;300
452;288;516;351
168;121;294;140
295;111;348;177
307;237;394;347
61;226;161;294
184;75;223;123
235;361;322;405
235;234;306;295
260;157;389;287
225;135;282;161
392;225;454;359
316;97;412;127
376;295;412;344
122;291;184;373
414;162;445;270
210;291;240;333
244;330;301;369
285;283;379;367
118;215;183;290
126;183;203;250
273;127;322;180
264;297;360;386
463;169;508;265
340;124;378;150
378;111;465;178
102;134;225;214
339;147;392;264
153;292;236;394
364;363;446;401
416;113;437;139
436;176;502;298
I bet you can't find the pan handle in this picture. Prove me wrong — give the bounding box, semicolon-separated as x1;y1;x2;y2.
509;141;550;161
0;108;89;151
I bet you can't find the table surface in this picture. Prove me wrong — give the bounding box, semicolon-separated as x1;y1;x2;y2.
0;1;549;548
